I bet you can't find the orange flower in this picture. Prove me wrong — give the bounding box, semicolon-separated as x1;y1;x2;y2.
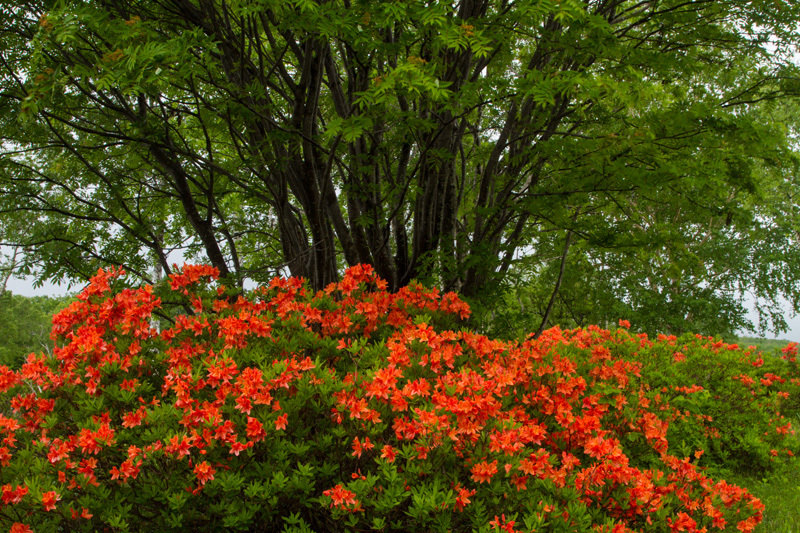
70;507;93;519
245;417;266;442
322;484;358;509
194;461;216;485
454;485;476;511
471;459;498;484
490;514;519;533
41;490;60;511
351;436;374;458
275;413;288;431
667;512;696;532
1;484;28;504
380;444;396;463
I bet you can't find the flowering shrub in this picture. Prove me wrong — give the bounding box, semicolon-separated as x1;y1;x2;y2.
0;265;788;532
614;334;800;476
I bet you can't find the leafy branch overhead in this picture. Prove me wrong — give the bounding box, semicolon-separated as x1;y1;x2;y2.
1;0;799;335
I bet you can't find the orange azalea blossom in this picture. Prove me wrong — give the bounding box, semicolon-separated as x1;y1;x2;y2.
1;484;28;504
489;514;519;533
41;490;60;511
70;507;93;519
454;484;476;511
471;459;498;484
245;417;266;442
194;461;216;485
351;436;374;458
380;444;396;463
322;484;358;509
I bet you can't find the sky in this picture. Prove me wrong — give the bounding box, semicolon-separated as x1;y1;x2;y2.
5;273;799;342
741;298;800;342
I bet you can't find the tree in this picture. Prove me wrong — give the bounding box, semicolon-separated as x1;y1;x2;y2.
481;93;800;339
1;0;799;333
0;291;73;368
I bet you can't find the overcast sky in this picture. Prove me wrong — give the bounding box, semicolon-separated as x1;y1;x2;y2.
5;274;798;342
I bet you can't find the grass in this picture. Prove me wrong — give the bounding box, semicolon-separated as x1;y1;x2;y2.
728;466;800;532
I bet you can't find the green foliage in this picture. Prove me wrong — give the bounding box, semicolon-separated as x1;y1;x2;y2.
596;335;800;478
731;469;800;533
736;336;796;357
0;0;799;339
0;292;73;368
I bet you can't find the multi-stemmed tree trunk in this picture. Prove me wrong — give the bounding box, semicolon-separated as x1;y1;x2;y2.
1;0;799;333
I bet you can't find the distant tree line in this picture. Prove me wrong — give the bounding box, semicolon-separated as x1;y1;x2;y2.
0;292;73;368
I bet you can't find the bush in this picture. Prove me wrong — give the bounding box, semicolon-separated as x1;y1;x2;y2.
628;335;800;477
546;329;800;478
0;265;786;532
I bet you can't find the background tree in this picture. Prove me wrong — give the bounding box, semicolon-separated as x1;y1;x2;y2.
0;291;73;368
1;0;799;335
478;94;800;339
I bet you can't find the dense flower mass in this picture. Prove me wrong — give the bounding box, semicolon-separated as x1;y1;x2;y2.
0;264;796;531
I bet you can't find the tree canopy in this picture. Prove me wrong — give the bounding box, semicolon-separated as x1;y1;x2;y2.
1;0;800;336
